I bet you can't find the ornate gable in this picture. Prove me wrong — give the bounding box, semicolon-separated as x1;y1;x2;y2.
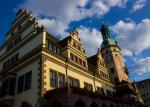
5;9;38;41
70;28;80;41
69;28;85;53
59;28;88;69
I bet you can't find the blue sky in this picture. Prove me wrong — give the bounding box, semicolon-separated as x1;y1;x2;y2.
0;0;150;82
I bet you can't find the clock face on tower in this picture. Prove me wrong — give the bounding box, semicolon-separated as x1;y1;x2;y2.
106;55;112;62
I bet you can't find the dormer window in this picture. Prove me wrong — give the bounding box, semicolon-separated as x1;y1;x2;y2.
48;43;53;51
15;53;19;61
73;42;76;48
70;53;74;60
6;36;21;51
3;53;19;70
78;45;81;50
56;47;61;54
11;32;14;36
14;36;21;45
18;25;22;30
53;45;57;53
79;58;82;65
75;56;78;63
47;40;61;55
7;42;13;51
83;61;86;67
106;50;109;53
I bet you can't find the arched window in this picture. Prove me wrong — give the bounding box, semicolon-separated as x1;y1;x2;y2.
91;102;98;107
74;100;86;107
0;103;10;107
116;105;119;107
110;104;114;107
50;101;63;107
21;101;32;107
102;103;107;107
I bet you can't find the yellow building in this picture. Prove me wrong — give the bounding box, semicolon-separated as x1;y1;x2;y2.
0;9;143;107
136;79;150;105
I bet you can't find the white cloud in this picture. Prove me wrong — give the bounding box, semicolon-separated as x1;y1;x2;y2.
131;0;146;12
102;0;128;7
78;26;102;56
38;18;69;39
131;57;150;75
122;49;133;56
20;0;128;24
20;0;89;23
19;0;129;38
38;18;102;56
111;18;150;56
19;0;129;56
111;18;150;78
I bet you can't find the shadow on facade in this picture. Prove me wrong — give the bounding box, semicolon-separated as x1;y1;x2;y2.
39;86;150;107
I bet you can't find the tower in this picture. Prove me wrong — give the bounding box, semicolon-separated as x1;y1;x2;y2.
100;24;143;102
100;24;130;84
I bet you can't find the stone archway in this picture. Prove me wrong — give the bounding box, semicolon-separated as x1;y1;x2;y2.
110;104;114;107
0;103;10;107
50;101;63;107
91;102;98;107
116;105;120;107
21;101;32;107
102;103;107;107
74;100;86;107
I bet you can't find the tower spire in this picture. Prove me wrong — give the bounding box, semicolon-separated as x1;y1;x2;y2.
100;24;117;49
100;24;111;40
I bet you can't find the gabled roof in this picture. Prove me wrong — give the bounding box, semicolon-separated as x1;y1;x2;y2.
100;24;118;49
58;36;71;47
87;55;98;66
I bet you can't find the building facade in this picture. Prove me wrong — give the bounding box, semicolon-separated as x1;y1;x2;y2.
136;79;150;105
0;9;144;107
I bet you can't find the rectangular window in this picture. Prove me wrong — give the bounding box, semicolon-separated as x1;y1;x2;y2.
15;53;19;61
50;70;57;87
114;77;119;84
74;79;79;87
84;82;93;91
68;77;79;87
73;42;76;47
11;56;15;64
48;43;53;51
144;82;147;87
17;75;24;93
14;39;18;45
56;47;61;54
79;58;82;65
24;71;32;90
3;53;19;70
106;90;111;95
78;45;81;50
7;59;10;67
1;79;9;97
68;78;73;86
3;63;6;70
8;77;16;95
18;36;21;42
75;56;78;63
53;45;57;53
97;87;104;94
70;53;74;60
14;36;21;46
58;73;65;87
10;42;13;49
110;68;115;73
83;61;86;67
46;40;49;48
